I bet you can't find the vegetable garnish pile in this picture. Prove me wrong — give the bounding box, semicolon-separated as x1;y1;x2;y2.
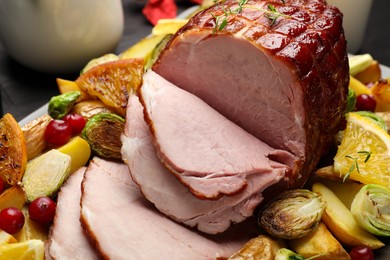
1;9;390;260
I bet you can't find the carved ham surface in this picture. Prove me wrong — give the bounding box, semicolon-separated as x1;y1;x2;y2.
80;157;255;259
45;167;98;260
122;93;284;234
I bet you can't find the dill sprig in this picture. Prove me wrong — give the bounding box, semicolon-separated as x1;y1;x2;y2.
211;0;289;33
343;150;372;182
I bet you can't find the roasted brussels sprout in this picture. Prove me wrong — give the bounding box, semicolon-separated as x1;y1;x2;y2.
145;34;173;70
48;91;80;119
275;248;305;260
355;111;388;132
258;189;326;240
82;113;125;160
351;184;390;236
346;88;356;113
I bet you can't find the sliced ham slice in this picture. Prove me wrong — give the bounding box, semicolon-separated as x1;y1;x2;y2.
80;157;256;259
122;93;285;234
139;70;291;200
46;167;98;260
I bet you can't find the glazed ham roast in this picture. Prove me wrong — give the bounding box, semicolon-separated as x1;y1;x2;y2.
121;0;348;235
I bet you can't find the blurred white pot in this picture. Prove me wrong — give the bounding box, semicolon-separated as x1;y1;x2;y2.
327;0;373;54
0;0;124;74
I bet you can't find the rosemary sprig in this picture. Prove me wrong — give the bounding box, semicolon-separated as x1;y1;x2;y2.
211;0;289;33
343;150;372;182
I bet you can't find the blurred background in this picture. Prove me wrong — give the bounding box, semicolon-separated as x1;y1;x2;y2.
0;0;389;121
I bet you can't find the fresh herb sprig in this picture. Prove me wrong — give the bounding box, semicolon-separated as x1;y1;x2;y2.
211;0;289;33
343;150;372;182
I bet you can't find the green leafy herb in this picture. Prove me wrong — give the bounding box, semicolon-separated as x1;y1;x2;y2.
211;0;289;33
343;151;372;182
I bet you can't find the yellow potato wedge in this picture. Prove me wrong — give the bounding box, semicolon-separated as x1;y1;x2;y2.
57;136;91;173
354;60;381;84
229;235;286;260
0;185;26;211
56;78;90;102
349;76;371;96
289;222;350;260
312;183;384;249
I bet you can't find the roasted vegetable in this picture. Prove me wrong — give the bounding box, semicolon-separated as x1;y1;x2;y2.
258;189;325;239
312;182;384;249
48;91;81;119
21;114;52;160
355;111;387;132
22;149;71;202
349;54;374;76
351;184;390;236
71;100;113;121
57;136;91;173
289;222;350;260
81;53;119;74
82;113;125;160
274;248;305;260
229;235;286;260
145;34;173;70
346;88;356;113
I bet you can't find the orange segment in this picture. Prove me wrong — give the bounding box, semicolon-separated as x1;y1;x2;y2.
0;113;27;185
75;59;144;117
334;112;390;187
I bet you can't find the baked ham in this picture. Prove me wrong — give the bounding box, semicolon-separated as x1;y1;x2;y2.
122;0;348;234
45;167;98;260
122;93;284;233
80;157;256;259
153;0;349;189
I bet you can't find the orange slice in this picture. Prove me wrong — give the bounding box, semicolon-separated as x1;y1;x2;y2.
75;59;144;117
0;113;27;185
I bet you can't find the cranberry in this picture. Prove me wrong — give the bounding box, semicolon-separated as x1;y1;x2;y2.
63;113;86;135
355;94;377;112
0;207;25;234
45;119;72;146
28;196;56;224
0;178;4;194
349;246;374;260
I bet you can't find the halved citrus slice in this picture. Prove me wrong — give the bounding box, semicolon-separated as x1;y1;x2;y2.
0;239;44;260
0;113;27;185
334;112;390;187
75;59;144;117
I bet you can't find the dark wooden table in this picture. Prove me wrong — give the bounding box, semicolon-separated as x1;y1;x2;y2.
1;0;390;121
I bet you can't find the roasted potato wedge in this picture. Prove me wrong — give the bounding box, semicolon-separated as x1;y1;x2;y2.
289;222;350;260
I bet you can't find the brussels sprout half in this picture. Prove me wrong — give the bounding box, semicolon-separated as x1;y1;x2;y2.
82;113;125;160
48;91;81;119
258;189;326;240
351;184;390;236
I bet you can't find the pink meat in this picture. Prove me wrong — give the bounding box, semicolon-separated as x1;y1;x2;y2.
46;167;98;260
80;157;256;259
139;70;290;200
153;0;349;189
121;94;284;234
